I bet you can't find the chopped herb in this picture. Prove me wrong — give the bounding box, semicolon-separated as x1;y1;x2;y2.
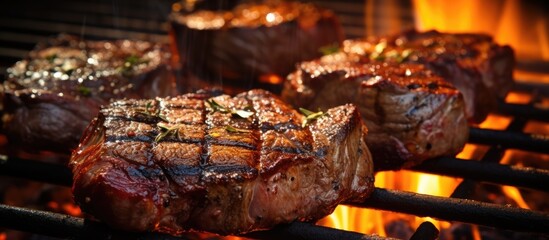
319;43;340;56
370;52;385;61
206;98;254;119
137;101;168;122
155;123;183;142
206;99;227;113
299;108;325;127
225;125;252;133
398;49;414;63
45;54;57;63
145;101;153;112
125;55;141;66
77;86;92;97
370;41;388;61
119;55;149;76
65;68;74;75
374;42;387;53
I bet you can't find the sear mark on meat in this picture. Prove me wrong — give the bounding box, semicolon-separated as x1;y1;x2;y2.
70;89;374;235
282;60;469;171
1;34;176;153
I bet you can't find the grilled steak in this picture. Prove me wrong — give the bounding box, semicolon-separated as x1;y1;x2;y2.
282;58;468;170
2;35;176;153
169;1;343;94
341;30;515;122
70;89;374;235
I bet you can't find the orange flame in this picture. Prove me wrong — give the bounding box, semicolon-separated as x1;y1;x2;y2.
413;0;549;61
318;1;546;236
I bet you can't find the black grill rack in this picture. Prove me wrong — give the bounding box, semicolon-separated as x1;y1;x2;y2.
0;0;548;239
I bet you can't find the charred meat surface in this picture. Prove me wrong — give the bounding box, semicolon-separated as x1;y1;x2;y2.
282;60;468;171
342;30;515;122
70;89;374;235
169;1;343;94
2;35;176;153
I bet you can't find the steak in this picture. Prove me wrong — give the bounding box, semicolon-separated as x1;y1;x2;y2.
341;30;515;123
70;89;374;235
2;35;176;153
169;1;343;94
282;58;468;170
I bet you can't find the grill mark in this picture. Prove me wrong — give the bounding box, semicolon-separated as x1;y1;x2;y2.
164;165;201;177
105;135;154;143
205;138;256;150
105;115;160;125
246;93;264;173
146;98;177;211
199;98;209;168
105;135;203;144
128;165;165;179
242;94;260;171
264;145;310;155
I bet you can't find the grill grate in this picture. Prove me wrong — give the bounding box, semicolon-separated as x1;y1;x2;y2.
0;0;548;239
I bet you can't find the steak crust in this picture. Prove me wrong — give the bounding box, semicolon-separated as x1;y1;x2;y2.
2;35;176;153
70;89;374;235
342;30;515;122
169;1;344;94
282;59;468;170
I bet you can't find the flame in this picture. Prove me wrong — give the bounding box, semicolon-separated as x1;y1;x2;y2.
472;225;482;240
319;170;459;236
413;0;549;61
259;74;284;85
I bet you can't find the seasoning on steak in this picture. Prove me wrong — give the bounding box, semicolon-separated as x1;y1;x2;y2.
341;30;515;123
169;1;343;94
2;35;176;153
70;89;374;235
282;58;468;170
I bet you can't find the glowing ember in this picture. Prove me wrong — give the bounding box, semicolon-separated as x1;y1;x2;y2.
259;74;284;84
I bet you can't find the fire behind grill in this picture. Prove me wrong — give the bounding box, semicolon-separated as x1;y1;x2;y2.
0;0;549;239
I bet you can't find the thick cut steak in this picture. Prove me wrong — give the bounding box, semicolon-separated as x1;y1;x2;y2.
170;1;343;94
2;35;176;153
342;30;514;123
282;59;468;170
70;89;374;235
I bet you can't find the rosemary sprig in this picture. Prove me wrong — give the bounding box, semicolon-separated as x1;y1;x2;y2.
155;123;183;142
397;49;414;63
299;108;325;127
77;86;92;97
119;55;149;76
206;98;254;119
137;101;168;122
45;54;57;63
225;125;252;133
319;43;340;56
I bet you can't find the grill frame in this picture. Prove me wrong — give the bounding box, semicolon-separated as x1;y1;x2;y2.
0;0;548;239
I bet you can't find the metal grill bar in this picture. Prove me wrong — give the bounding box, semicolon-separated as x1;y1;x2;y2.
498;102;549;122
411;157;549;192
4;154;549;193
3;156;548;235
349;188;549;233
451;99;533;199
468;127;549;154
0;155;72;187
409;222;439;240
0;204;396;240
